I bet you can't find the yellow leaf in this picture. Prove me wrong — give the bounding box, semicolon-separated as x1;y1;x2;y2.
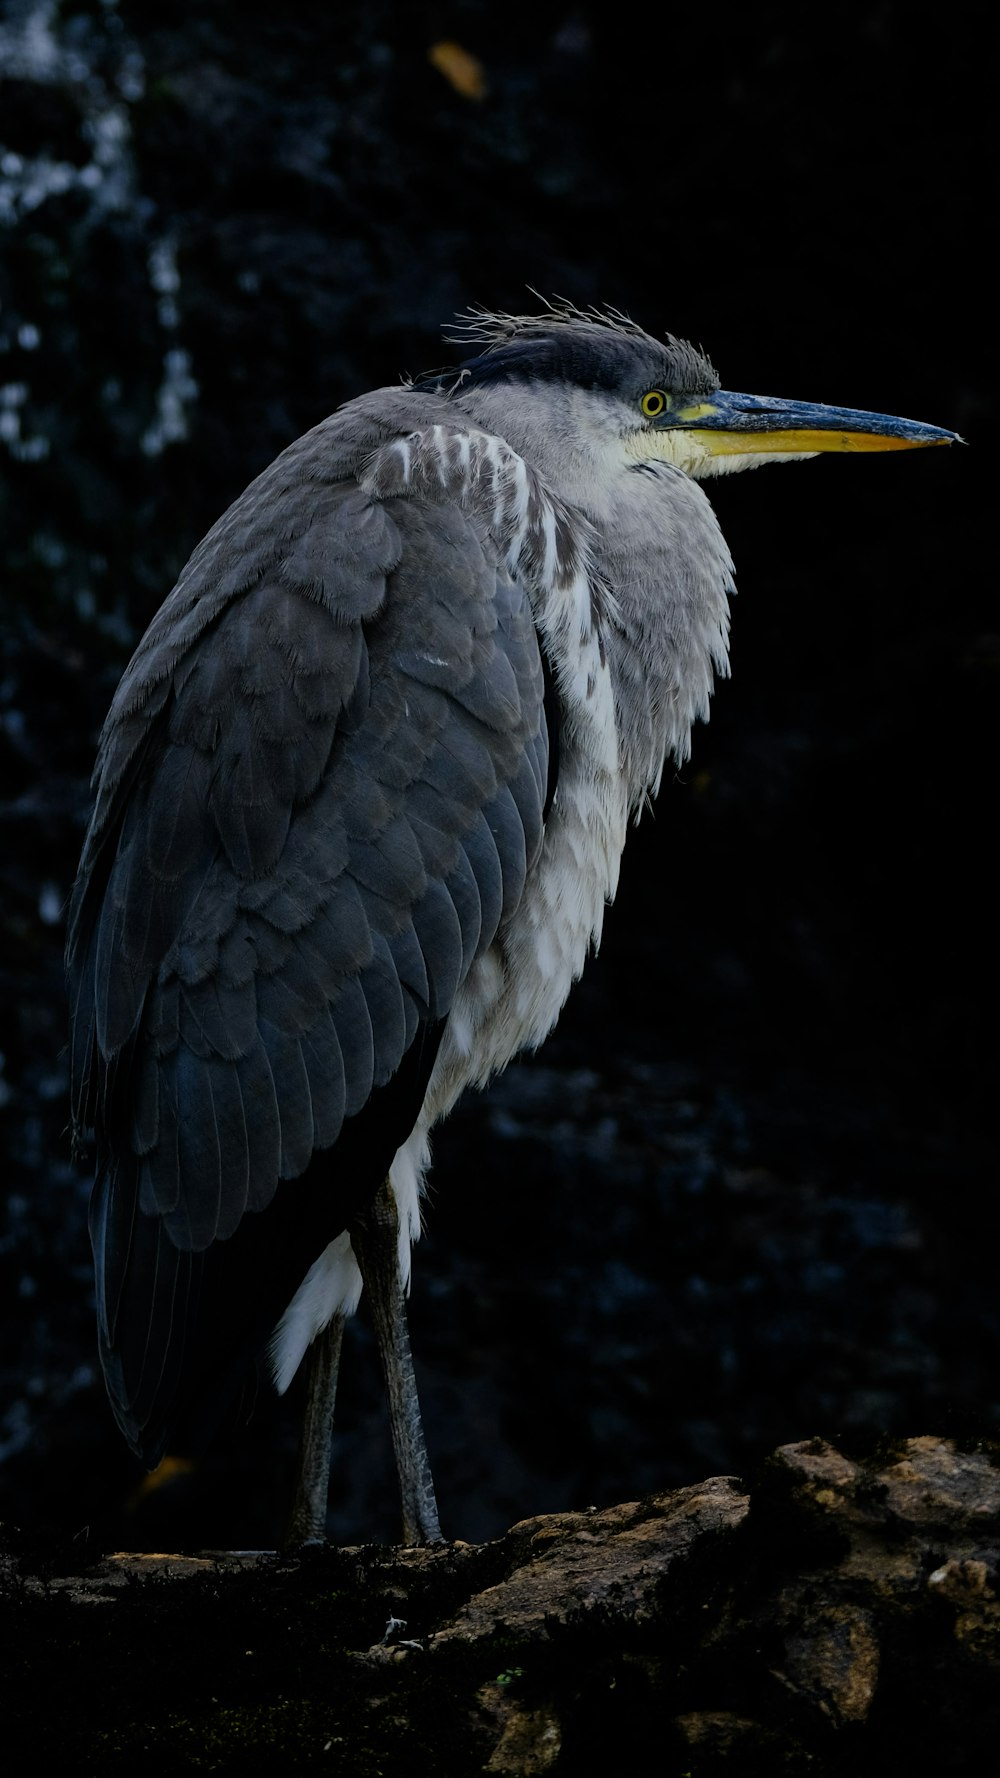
428;40;488;101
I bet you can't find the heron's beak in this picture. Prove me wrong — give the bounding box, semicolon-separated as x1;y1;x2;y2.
671;390;961;459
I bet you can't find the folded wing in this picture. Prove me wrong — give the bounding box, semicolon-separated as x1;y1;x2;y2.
67;410;551;1462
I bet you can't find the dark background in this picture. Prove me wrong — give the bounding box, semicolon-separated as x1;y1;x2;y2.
0;1;993;1551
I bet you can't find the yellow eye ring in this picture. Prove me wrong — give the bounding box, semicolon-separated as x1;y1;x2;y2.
641;389;667;418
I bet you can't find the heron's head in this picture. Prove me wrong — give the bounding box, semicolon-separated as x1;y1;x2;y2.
426;302;959;480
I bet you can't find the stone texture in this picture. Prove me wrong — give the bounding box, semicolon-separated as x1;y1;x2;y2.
433;1478;747;1646
4;1437;998;1773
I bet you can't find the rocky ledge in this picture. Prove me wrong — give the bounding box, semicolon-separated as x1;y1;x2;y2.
3;1435;997;1774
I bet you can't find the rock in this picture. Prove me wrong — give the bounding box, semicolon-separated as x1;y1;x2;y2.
3;1437;997;1773
432;1478;747;1646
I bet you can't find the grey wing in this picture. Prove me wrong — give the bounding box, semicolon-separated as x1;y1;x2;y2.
67;431;550;1462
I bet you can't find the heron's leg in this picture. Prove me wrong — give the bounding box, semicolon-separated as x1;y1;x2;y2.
285;1314;345;1545
352;1176;443;1546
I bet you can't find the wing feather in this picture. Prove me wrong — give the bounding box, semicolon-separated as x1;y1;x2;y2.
67;401;555;1460
299;1009;347;1150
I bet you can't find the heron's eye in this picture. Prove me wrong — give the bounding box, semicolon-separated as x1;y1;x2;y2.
640;390;668;418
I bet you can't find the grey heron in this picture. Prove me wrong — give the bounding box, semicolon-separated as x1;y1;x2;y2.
66;305;957;1545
